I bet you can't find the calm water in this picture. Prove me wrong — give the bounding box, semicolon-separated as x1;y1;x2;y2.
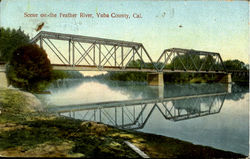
37;79;249;156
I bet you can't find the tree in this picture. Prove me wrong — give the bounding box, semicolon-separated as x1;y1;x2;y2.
0;27;30;62
223;59;248;70
7;44;52;91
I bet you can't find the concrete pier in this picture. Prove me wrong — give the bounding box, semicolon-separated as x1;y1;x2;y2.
158;86;164;98
227;84;232;93
147;73;164;86
0;64;8;88
149;86;164;98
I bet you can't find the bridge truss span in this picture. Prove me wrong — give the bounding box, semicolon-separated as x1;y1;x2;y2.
31;31;157;72
156;48;227;73
31;31;229;74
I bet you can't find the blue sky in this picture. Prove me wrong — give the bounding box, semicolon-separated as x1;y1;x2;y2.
0;0;249;63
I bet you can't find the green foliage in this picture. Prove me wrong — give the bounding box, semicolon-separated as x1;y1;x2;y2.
0;27;30;62
164;73;226;83
94;57;249;83
7;44;52;92
165;52;222;71
223;59;248;70
106;60;148;82
107;71;147;82
223;59;249;82
51;70;84;80
164;54;249;83
127;59;155;69
127;59;141;67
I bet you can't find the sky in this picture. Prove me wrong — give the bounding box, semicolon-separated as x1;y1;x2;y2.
0;0;249;66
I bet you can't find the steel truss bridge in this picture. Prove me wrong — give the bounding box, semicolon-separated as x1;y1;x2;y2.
31;31;227;74
228;70;249;77
48;92;227;130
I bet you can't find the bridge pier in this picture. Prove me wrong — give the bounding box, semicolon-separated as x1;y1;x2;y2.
147;72;164;86
148;85;164;98
227;83;232;93
0;64;8;88
219;73;232;83
158;86;164;98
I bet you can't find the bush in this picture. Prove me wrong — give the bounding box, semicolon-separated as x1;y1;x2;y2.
7;44;52;92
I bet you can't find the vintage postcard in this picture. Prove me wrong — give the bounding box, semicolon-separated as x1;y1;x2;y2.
0;0;249;158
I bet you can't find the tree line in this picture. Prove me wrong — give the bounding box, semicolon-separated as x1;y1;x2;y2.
103;56;249;83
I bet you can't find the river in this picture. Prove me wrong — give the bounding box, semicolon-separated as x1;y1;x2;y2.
36;79;249;156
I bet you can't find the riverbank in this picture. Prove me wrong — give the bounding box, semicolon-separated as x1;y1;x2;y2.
92;71;249;84
0;87;246;158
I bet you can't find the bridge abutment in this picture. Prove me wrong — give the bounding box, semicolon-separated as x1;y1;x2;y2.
0;64;8;88
147;73;164;86
219;73;232;83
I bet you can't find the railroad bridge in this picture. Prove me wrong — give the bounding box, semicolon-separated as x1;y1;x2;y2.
0;31;244;87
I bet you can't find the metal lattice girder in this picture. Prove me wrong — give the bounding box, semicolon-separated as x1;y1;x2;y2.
52;92;227;130
31;31;158;71
228;70;249;77
31;31;141;48
156;48;227;73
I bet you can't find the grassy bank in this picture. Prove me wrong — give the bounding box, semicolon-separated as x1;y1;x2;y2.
0;88;246;158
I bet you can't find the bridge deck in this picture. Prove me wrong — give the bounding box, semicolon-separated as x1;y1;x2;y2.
51;64;227;74
0;64;237;74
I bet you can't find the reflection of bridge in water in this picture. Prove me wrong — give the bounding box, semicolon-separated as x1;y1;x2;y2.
49;92;227;130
